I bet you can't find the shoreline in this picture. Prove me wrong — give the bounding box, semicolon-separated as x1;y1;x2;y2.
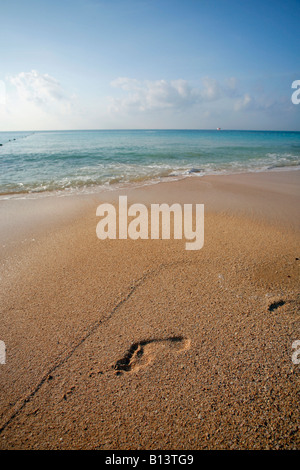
1;165;300;202
0;169;299;449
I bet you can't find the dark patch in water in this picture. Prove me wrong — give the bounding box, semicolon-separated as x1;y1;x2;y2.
188;168;204;174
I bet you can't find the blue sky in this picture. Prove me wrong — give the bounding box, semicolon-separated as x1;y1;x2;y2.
1;0;299;130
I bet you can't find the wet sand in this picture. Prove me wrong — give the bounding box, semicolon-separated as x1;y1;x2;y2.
0;171;299;449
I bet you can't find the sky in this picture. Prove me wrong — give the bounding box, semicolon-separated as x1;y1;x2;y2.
1;0;300;131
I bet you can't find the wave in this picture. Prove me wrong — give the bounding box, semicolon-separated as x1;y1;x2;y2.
1;130;299;199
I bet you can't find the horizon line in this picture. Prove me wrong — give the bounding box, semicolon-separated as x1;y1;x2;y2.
1;128;300;133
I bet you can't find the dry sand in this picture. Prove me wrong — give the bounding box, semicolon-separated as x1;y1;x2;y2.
0;170;299;449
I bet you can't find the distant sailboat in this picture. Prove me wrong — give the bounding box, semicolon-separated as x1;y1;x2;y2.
217;127;221;131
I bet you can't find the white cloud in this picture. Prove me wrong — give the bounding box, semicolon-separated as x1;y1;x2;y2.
232;92;287;114
110;77;140;92
0;70;81;130
234;93;253;111
10;70;69;106
108;76;243;116
109;78;202;113
1;71;291;130
201;77;222;101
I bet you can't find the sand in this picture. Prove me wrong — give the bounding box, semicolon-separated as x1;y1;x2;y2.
0;170;299;450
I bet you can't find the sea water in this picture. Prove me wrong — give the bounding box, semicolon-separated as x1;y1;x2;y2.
0;129;299;198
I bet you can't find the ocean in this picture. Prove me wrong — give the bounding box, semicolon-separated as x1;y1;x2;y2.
0;129;299;198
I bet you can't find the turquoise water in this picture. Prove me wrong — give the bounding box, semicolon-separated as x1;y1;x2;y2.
0;130;299;197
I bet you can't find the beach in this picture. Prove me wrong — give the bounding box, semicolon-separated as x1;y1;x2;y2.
0;170;299;449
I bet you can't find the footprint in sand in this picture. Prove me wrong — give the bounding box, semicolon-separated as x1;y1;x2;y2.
268;299;286;312
114;336;191;374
